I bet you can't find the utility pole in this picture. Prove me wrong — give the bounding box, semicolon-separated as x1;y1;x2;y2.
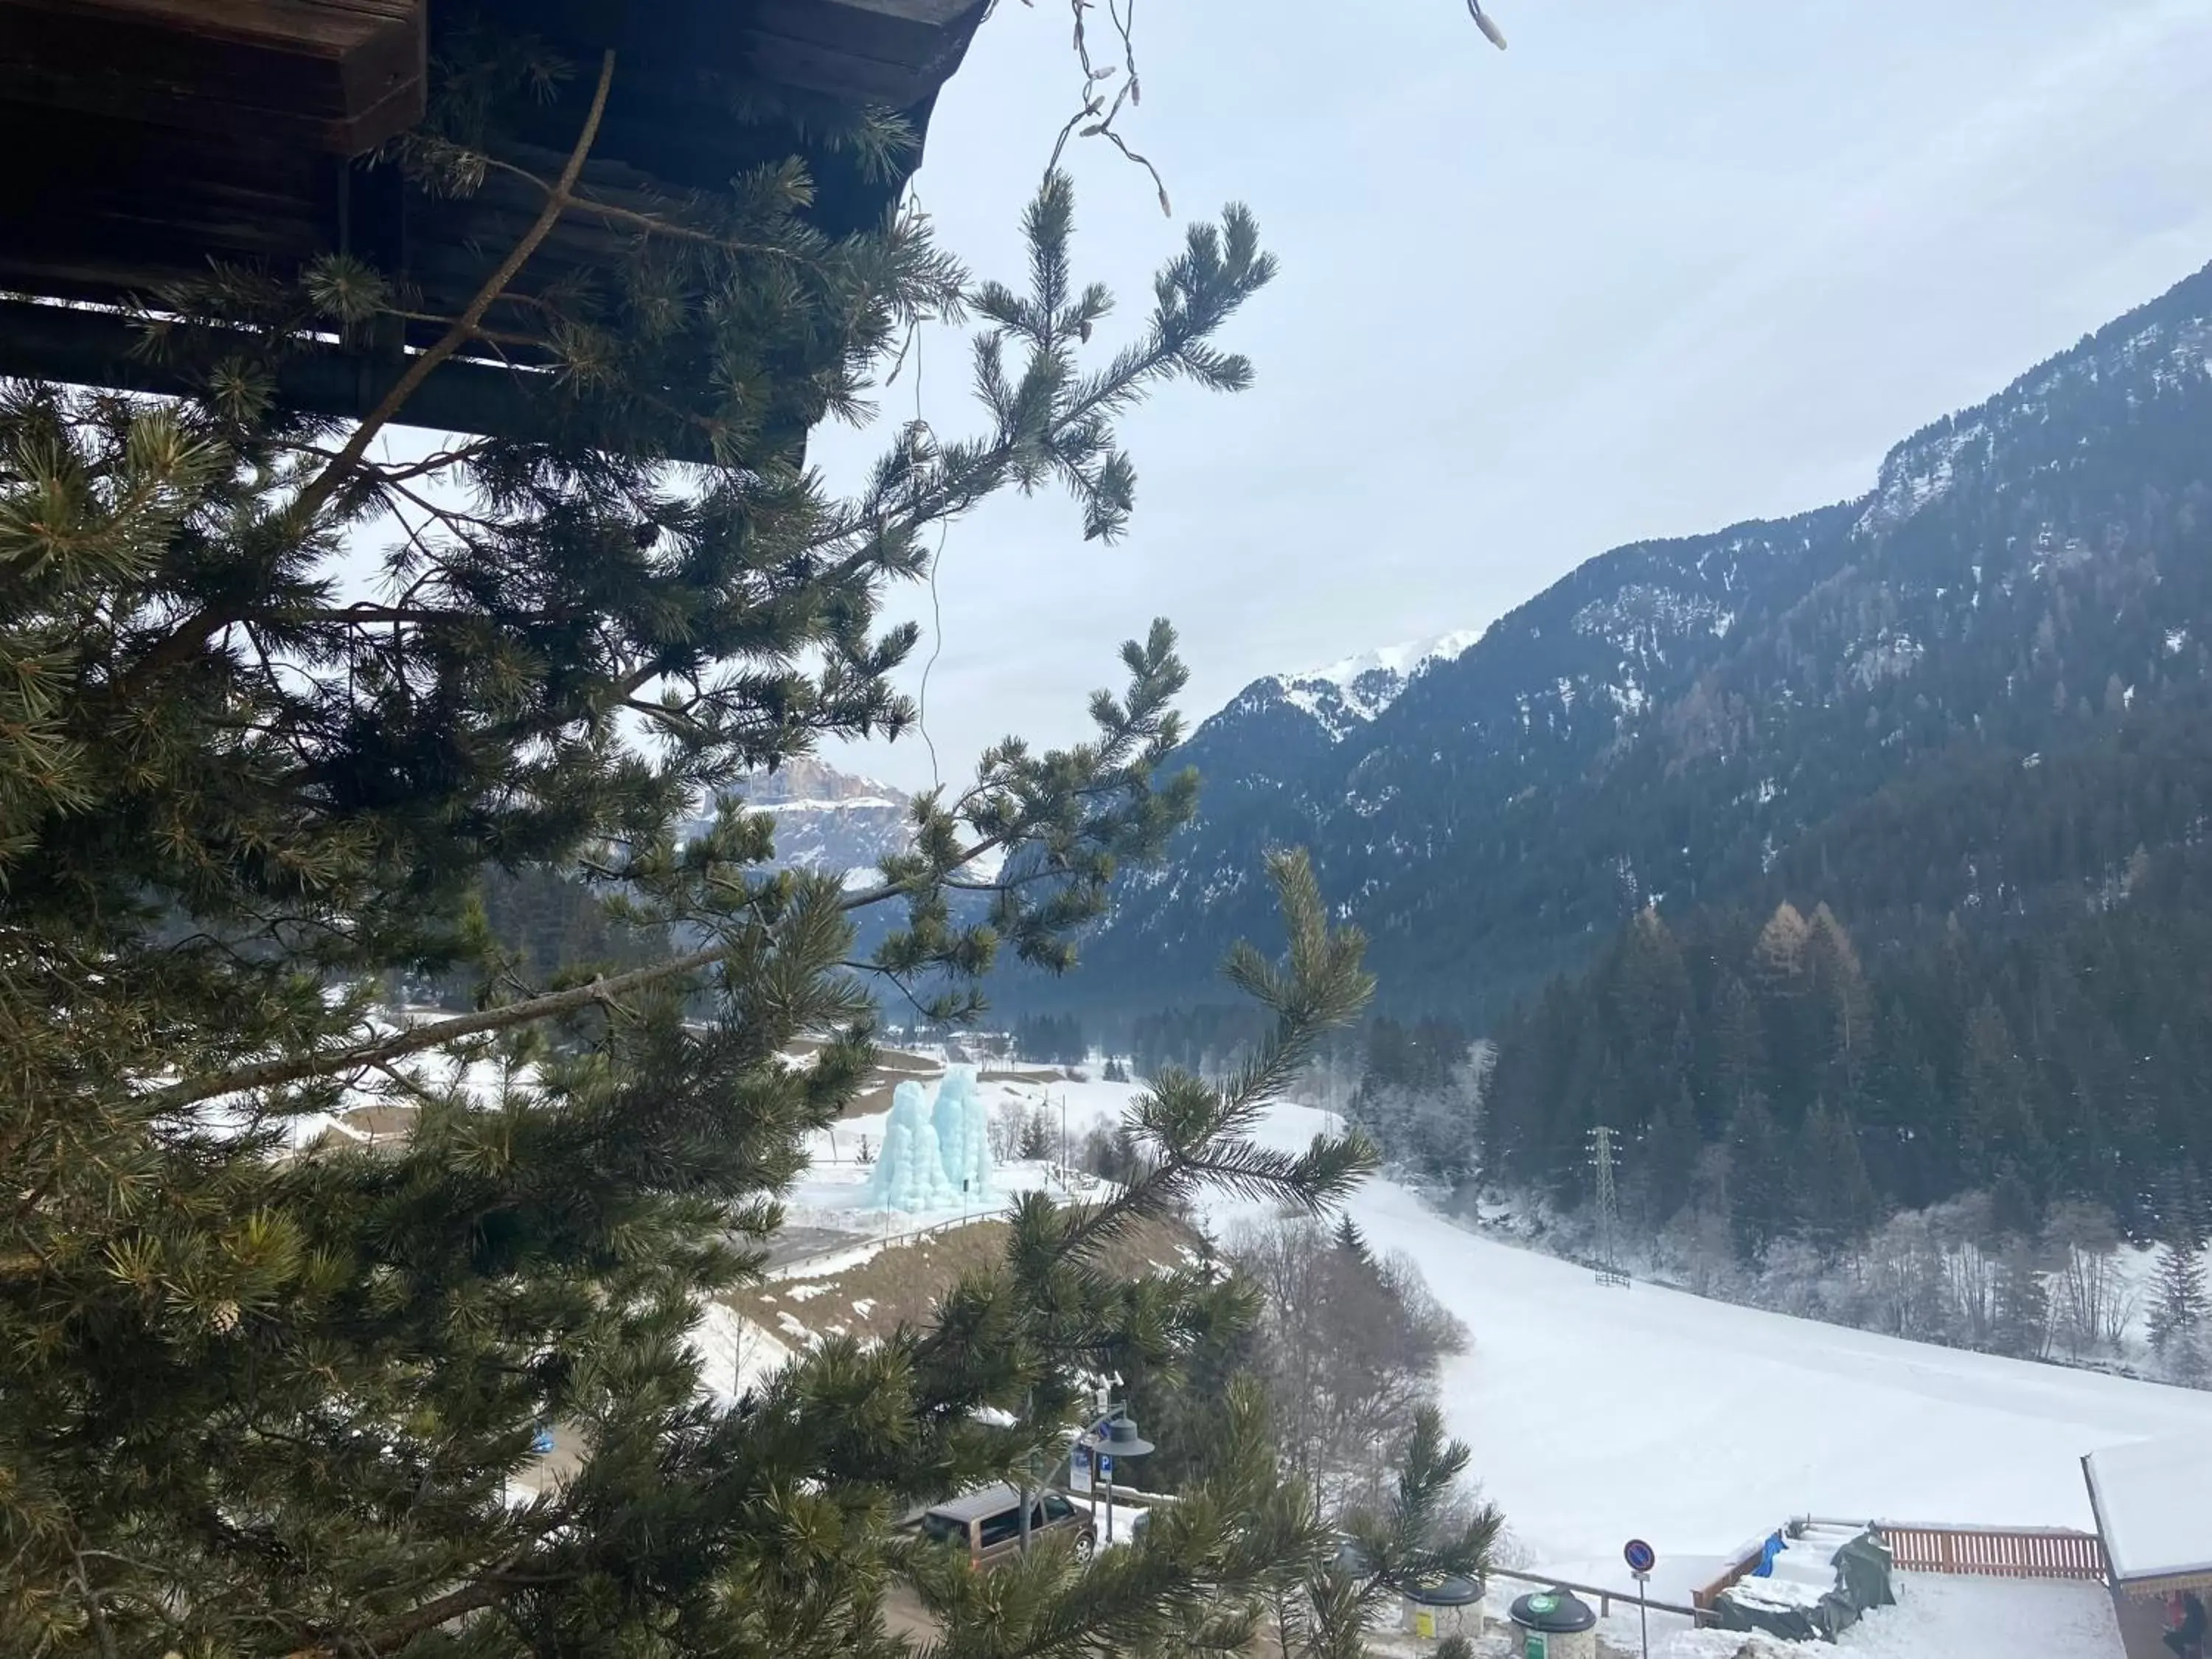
1589;1124;1630;1289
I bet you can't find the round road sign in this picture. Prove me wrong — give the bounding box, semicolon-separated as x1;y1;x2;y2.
1624;1538;1657;1576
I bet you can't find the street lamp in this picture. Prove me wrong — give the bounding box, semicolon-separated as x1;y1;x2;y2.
1085;1405;1154;1547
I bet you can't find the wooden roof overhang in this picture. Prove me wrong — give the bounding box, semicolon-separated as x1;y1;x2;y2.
0;0;990;451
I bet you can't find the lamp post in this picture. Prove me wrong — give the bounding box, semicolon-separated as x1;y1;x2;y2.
1091;1406;1154;1547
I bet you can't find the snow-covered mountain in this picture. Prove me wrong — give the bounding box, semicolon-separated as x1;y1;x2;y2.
1217;629;1481;742
1012;257;2212;1025
1069;629;1481;939
695;759;912;886
697;759;1016;900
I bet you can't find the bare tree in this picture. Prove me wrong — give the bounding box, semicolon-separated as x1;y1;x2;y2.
1229;1218;1468;1517
2046;1202;2125;1360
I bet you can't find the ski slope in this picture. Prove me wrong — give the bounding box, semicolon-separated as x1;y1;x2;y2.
1229;1103;2212;1573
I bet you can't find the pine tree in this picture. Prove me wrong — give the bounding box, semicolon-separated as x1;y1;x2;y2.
0;35;1387;1651
1804;902;1873;1095
1725;1092;1792;1265
1612;905;1689;1068
2148;1231;2209;1380
1796;1101;1876;1255
1992;1239;2052;1360
1644;1082;1702;1233
1712;973;1768;1110
1959;997;2047;1197
1275;1408;1503;1659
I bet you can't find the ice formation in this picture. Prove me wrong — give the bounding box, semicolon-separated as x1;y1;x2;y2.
865;1081;961;1212
863;1071;993;1214
933;1065;992;1202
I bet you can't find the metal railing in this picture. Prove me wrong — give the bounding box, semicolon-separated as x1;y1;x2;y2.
1487;1565;1715;1626
768;1213;985;1277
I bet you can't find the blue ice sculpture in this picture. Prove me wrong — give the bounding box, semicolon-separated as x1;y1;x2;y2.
933;1065;993;1201
866;1080;961;1212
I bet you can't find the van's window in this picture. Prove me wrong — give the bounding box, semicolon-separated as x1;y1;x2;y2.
977;1508;1022;1548
1042;1494;1074;1522
919;1513;967;1548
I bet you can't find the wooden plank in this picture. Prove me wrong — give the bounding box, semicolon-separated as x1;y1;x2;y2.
21;1;417;55
504;0;987;110
0;0;424;151
739;0;988;105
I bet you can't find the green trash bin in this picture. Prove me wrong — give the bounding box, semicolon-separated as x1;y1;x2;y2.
1507;1588;1597;1659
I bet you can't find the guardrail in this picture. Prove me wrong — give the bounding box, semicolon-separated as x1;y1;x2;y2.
1487;1565;1715;1626
767;1211;993;1277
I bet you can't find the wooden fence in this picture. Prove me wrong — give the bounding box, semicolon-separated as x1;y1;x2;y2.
1691;1537;1775;1613
1874;1522;2106;1582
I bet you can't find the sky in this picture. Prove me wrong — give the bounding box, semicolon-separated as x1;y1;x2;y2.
810;0;2212;792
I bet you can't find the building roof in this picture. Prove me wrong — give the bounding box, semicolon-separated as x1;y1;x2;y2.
2084;1436;2212;1587
0;0;990;453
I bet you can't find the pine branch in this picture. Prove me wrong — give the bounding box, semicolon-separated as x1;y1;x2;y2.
468;150;811;263
295;52;617;524
151;827;1025;1112
99;53;617;705
1051;850;1377;1263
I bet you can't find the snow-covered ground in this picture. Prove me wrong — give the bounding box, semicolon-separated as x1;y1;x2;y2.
775;1072;1138;1270
765;1077;2212;1576
1655;1573;2121;1659
723;1071;2210;1659
1220;1102;2212;1574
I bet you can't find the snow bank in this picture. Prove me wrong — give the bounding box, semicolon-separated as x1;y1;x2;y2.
1655;1573;2120;1658
685;1299;794;1404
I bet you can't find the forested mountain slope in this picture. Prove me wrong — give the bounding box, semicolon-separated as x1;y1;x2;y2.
1028;259;2212;1037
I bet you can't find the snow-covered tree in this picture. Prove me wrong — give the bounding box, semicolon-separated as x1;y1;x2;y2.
2148;1230;2208;1379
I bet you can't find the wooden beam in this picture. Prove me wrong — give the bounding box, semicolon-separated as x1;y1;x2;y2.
736;0;989;105
0;0;425;153
0;299;616;456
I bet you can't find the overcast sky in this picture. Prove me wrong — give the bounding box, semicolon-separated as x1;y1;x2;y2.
808;0;2212;793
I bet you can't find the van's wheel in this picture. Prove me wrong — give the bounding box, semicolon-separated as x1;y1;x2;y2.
1074;1532;1096;1566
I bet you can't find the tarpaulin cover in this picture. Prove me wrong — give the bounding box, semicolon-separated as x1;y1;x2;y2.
1833;1532;1896;1616
1716;1527;1893;1642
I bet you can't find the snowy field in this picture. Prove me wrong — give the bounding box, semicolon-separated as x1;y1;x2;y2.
764;1074;2212;1576
1227;1102;2212;1572
734;1071;2209;1656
